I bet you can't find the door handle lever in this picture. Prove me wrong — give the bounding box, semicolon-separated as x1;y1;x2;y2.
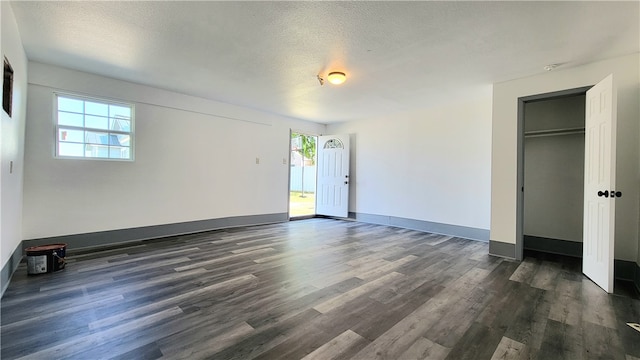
597;190;609;198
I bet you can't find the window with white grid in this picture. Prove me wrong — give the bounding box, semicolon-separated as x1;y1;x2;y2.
55;93;134;160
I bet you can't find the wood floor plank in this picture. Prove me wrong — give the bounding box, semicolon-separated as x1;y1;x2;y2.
536;319;584;360
300;329;369;360
444;322;504;360
17;306;183;360
88;267;209;297
476;279;526;330
78;247;201;272
109;341;163;360
311;294;388;343
502;288;552;359
230;242;284;254
582;320;626;360
366;262;448;304
1;293;124;331
350;268;491;359
611;295;640;358
530;260;560;291
490;336;528;360
581;278;618;329
158;321;255;359
208;308;322;360
356;255;418;281
174;248;275;272
89;274;257;330
398;336;451;360
251;325;335;360
244;278;360;330
313;271;404;313
423;286;492;348
350;280;444;342
509;257;538;284
103;304;252;359
548;278;582;326
310;258;391;289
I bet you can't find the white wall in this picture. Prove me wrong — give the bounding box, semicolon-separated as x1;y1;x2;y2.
1;3;28;275
326;87;493;231
23;62;325;240
491;53;640;261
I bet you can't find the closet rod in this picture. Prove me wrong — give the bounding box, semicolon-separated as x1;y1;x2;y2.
524;127;585;138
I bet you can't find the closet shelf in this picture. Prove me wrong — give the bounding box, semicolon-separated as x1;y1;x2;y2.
524;127;585;138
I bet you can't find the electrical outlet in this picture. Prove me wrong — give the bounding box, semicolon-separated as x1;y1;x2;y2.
628;323;640;333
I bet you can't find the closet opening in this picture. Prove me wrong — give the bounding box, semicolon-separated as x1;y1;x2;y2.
516;86;591;261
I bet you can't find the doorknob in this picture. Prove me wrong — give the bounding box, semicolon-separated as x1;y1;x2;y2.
344;181;349;185
597;190;609;198
611;191;622;198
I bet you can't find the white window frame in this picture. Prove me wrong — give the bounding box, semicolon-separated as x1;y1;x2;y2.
54;92;135;161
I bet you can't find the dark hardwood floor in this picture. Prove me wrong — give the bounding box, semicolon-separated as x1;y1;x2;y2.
1;218;639;359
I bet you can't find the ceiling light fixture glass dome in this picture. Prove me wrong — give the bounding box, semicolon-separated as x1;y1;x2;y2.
327;72;346;85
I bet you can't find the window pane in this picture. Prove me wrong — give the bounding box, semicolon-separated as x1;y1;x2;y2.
109;105;131;119
109;146;130;159
85;144;109;158
59;142;85;157
58;97;84;113
85;131;109;145
85;115;109;130
85;101;109;116
58;111;84;127
110;118;131;132
59;128;84;143
109;134;130;146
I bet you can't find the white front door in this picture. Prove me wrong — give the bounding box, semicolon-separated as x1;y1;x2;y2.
316;135;350;217
583;74;617;293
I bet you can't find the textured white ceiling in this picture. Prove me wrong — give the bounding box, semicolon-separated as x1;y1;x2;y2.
9;1;640;124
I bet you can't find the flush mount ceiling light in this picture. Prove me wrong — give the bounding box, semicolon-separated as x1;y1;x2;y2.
327;71;347;85
317;71;347;86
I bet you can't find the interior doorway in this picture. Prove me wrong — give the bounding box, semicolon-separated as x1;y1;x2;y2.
289;132;317;218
